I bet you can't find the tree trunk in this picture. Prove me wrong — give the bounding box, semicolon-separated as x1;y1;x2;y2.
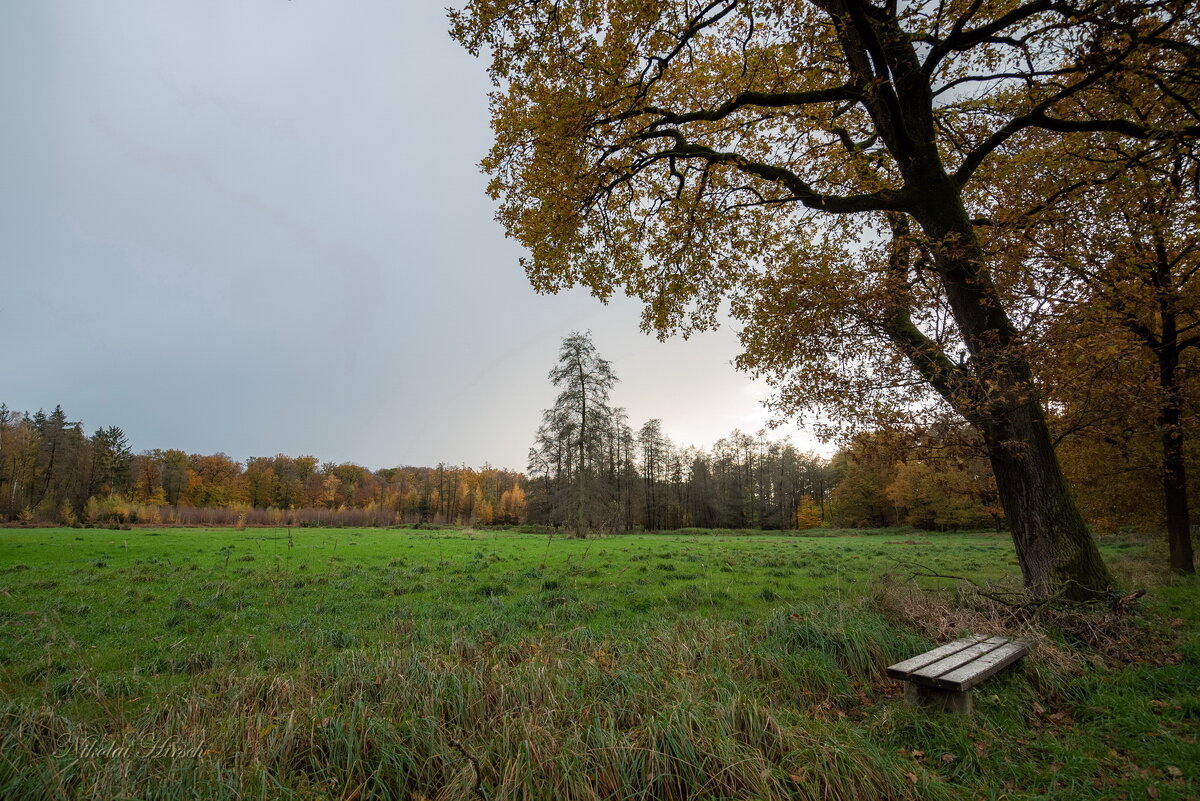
1160;407;1195;573
981;403;1115;598
577;360;587;537
822;3;1117;599
1158;346;1196;573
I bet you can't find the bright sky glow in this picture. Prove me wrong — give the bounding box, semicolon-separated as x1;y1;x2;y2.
0;1;829;470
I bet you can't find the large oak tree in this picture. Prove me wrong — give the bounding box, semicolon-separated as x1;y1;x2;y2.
451;0;1199;597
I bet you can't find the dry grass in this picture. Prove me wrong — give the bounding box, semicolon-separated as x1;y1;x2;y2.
872;562;1189;675
1;622;941;801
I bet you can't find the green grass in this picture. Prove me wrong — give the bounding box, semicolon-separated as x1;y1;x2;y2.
0;526;1195;800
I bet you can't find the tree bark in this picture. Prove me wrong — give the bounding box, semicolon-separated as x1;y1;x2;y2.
981;403;1115;597
1158;345;1196;573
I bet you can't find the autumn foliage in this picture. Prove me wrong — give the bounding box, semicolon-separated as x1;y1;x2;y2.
0;404;524;528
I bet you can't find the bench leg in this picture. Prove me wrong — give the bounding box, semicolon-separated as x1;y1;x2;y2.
903;682;973;714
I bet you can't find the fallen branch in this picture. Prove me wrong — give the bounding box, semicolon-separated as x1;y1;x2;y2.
892;559;1146;619
893;559;1045;610
445;732;488;801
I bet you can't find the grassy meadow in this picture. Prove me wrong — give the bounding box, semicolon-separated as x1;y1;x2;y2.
0;526;1196;800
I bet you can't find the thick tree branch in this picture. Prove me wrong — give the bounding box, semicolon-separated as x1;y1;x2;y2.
597;86;864;127
1031;115;1200;139
628;127;911;212
876;217;977;409
932;67;1078;98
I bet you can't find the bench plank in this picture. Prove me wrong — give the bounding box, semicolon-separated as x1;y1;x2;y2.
909;637;1011;684
885;635;989;680
933;639;1030;691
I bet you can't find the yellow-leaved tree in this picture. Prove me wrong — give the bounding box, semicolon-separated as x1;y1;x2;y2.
794;495;822;529
451;0;1200;598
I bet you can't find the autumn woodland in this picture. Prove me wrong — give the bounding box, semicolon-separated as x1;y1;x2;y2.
2;320;1194;545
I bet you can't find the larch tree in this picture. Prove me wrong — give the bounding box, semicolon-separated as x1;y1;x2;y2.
452;0;1200;598
530;331;619;533
88;425;133;499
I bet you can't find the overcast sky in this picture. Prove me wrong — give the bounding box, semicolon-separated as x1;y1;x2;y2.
0;1;827;470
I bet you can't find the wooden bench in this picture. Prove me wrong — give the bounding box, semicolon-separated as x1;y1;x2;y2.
886;635;1031;714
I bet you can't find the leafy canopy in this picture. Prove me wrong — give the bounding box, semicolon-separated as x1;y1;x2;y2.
450;0;1199;431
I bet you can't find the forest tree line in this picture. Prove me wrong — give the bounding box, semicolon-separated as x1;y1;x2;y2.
2;395;1194;535
522;333;1198;536
0;404;524;528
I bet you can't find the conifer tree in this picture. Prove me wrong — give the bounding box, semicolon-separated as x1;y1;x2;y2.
530;331;619;534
